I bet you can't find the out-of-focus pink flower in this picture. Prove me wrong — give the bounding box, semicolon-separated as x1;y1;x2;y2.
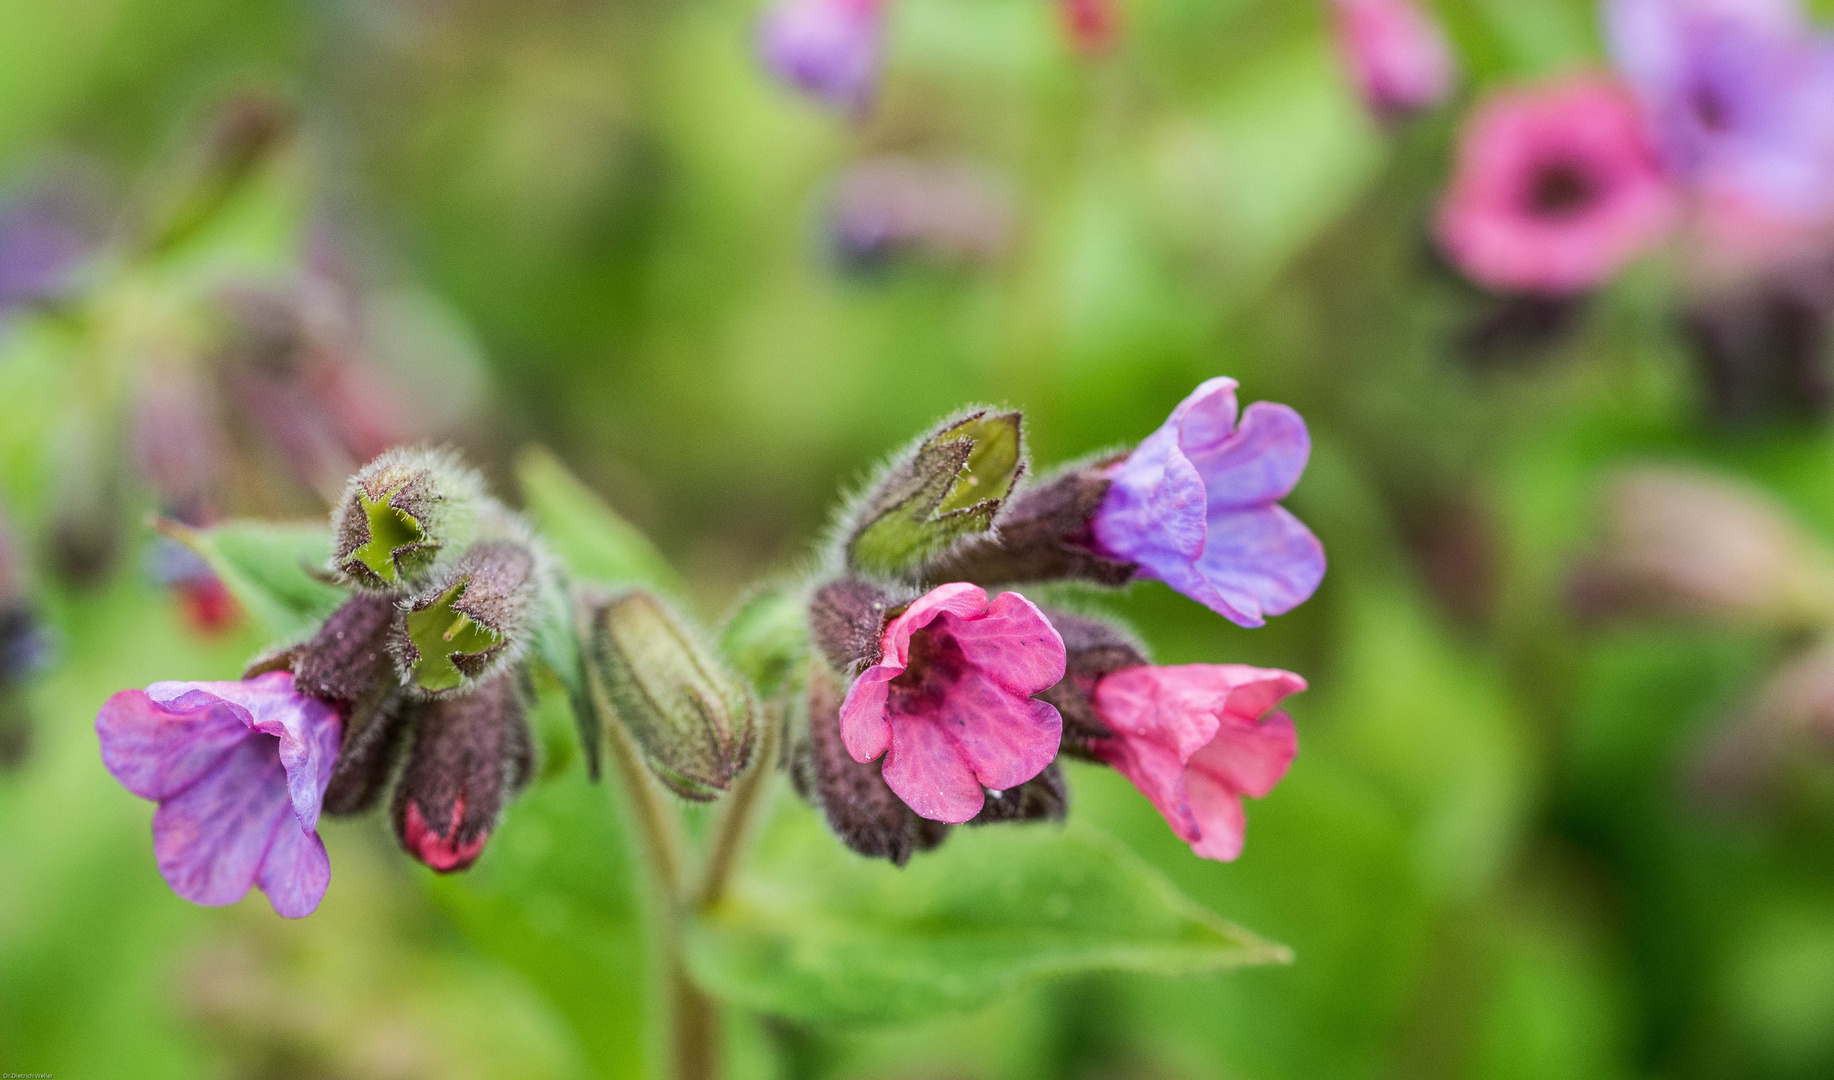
1331;0;1457;119
1437;74;1679;296
758;0;887;113
829;157;1016;269
97;672;341;918
1092;664;1303;861
1607;0;1834;266
1059;0;1119;55
1091;377;1325;628
839;582;1066;823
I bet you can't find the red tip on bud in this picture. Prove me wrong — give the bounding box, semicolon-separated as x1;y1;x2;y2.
401;798;489;873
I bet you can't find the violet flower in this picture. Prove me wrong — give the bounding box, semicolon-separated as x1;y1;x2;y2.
1606;0;1834;251
1331;0;1458;119
1437;74;1679;296
1091;664;1303;862
1090;377;1325;629
839;582;1066;823
758;0;886;113
97;671;341;918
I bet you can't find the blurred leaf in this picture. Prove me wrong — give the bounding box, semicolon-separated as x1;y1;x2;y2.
719;583;810;701
154;517;342;641
686;800;1289;1026
515;445;681;592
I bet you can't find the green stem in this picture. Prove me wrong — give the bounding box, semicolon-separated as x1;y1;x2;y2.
695;701;783;910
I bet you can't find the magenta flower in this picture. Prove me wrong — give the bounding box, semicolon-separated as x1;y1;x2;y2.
1091;664;1303;862
1437;74;1679;296
839;582;1066;823
1090;377;1324;629
97;671;341;918
758;0;886;113
1607;0;1834;247
1331;0;1457;119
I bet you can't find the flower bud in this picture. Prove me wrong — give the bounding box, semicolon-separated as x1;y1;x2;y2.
392;673;533;873
394;537;540;694
846;409;1025;577
1569;466;1834;627
968;762;1068;825
580;588;757;801
924;465;1135;588
329;449;485;590
807;578;898;675
791;661;950;865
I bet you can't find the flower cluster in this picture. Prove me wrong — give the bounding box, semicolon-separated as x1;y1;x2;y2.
97;451;554;916
792;382;1322;864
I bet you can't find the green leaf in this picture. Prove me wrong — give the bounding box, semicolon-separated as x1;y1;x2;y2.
155;517;344;641
515;446;681;592
686;800;1289;1026
719;584;811;701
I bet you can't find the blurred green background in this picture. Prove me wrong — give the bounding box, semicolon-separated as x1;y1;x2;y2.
6;0;1834;1077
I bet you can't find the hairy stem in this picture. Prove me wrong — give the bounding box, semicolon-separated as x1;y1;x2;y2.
696;700;784;909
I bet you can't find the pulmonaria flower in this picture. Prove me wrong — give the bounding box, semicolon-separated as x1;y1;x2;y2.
392;674;532;873
96;671;341;918
839;582;1066;823
758;0;887;113
829;157;1015;270
1091;664;1303;861
0;186;93;317
1090;377;1325;628
1607;0;1834;259
1437;74;1679;296
1331;0;1458;119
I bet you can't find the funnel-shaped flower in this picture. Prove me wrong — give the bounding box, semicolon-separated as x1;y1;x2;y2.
1437;74;1678;295
839;582;1065;823
1332;0;1457;119
1092;664;1303;861
1090;377;1325;628
758;0;886;113
96;671;341;917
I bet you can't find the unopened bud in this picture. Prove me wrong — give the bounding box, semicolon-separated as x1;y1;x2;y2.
808;578;898;675
392;673;533;872
791;661;950;864
581;588;756;801
394;537;540;694
968;762;1068;825
330;449;484;589
1570;467;1834;627
846;409;1025;577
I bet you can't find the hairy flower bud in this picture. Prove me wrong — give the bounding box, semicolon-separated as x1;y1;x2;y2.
581;588;758;801
329;449;484;590
924;465;1134;588
846;409;1026;577
394;537;540;694
391;673;533;873
1033;608;1149;759
808;578;898;675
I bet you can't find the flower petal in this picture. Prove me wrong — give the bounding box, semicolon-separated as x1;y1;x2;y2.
1189;710;1298;801
151;735;292;907
943;591;1067;696
255;811;332;918
838;665;897;763
1185;402;1312;511
149;672;342;832
1194;504;1327;622
880;711;987;823
98;687;252;802
937;671;1063;792
1093;442;1207;567
1182;770;1249;862
880;581;987;669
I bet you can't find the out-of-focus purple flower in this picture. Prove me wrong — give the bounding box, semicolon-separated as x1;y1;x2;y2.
1331;0;1458;119
839;582;1066;823
1090;378;1325;629
758;0;886;113
1607;0;1834;258
1437;74;1679;296
829;157;1015;269
132;367;230;525
96;671;342;918
0;189;92;316
1092;664;1302;862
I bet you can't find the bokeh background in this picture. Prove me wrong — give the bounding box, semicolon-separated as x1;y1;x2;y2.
6;0;1834;1077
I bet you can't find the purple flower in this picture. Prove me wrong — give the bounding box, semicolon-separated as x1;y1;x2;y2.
758;0;886;113
1607;0;1834;236
1091;378;1324;628
0;190;91;316
97;671;342;918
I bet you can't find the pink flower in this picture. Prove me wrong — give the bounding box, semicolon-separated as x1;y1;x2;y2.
1332;0;1457;118
1092;664;1303;861
1437;74;1679;296
758;0;886;113
839;582;1066;823
97;671;342;918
